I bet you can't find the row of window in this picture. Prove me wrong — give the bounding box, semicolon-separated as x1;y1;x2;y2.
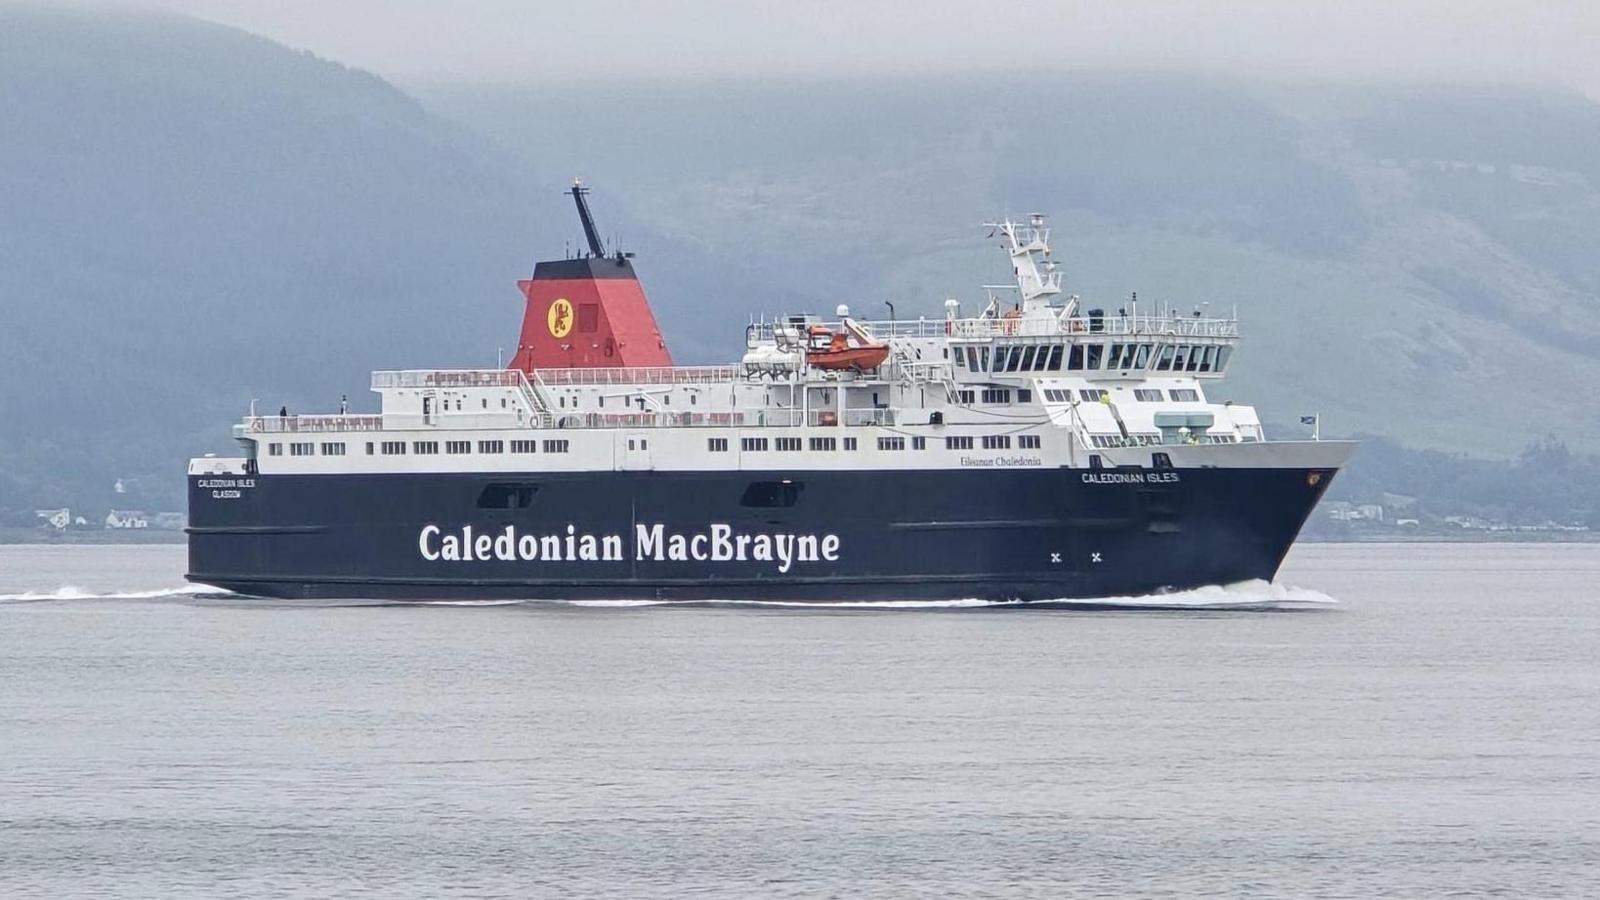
953;388;1034;405
557;392;700;409
270;439;573;457
1089;432;1240;449
272;432;1047;459
956;342;1233;374
269;442;348;457
713;434;1040;452
1039;387;1204;404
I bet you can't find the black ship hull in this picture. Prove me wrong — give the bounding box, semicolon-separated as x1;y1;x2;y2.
187;465;1336;602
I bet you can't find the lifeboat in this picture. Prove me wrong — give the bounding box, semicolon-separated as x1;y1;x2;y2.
805;324;890;372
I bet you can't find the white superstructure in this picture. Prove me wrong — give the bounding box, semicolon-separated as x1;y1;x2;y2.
195;214;1347;479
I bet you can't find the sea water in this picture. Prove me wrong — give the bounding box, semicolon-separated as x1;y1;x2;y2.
1;542;1597;897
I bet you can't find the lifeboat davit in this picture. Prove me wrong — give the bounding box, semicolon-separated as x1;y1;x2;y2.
805;324;890;372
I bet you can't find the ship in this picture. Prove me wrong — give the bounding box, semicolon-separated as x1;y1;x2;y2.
186;181;1354;602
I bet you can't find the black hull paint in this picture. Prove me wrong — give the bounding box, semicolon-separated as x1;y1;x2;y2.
187;467;1335;602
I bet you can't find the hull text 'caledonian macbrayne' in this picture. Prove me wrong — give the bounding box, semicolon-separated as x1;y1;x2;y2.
187;183;1354;602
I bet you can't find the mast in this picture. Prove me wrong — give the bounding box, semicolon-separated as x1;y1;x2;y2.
983;213;1064;312
568;179;606;258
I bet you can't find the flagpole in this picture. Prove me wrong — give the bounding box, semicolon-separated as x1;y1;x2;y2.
1314;412;1320;442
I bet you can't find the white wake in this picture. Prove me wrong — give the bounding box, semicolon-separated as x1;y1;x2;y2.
0;580;1335;610
0;584;221;603
561;580;1335;610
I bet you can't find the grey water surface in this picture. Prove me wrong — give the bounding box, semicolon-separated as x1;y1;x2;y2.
1;542;1597;897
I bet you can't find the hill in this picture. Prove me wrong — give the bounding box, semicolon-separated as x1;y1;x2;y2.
4;9;1600;527
0;9;734;517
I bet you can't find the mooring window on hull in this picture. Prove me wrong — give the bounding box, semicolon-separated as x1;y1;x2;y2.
741;480;802;508
477;483;538;510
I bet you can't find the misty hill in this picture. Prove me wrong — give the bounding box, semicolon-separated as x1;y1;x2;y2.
0;9;738;516
415;76;1600;457
4;9;1600;523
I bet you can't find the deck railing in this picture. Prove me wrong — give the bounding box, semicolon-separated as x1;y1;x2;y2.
751;313;1239;342
243;414;385;434
371;369;526;389
534;366;743;386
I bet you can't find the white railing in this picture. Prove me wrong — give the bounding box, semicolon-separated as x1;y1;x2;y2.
243;414;385;434
371;369;526;389
943;314;1238;340
750;313;1238;343
535;366;743;386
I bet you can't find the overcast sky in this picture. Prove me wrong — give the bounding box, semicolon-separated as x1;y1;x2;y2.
90;0;1600;96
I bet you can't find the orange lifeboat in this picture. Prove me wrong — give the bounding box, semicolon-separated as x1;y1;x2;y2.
805;325;890;372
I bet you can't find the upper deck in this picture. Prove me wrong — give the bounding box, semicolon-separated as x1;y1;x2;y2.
750;311;1239;343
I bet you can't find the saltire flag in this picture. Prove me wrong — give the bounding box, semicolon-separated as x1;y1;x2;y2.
1300;415;1318;425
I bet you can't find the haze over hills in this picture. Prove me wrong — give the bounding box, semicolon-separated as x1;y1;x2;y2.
3;8;1600;524
0;8;738;516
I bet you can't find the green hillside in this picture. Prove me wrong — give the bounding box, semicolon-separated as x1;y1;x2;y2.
0;9;736;516
4;9;1600;526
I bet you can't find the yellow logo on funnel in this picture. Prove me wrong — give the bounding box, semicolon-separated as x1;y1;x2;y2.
548;298;574;338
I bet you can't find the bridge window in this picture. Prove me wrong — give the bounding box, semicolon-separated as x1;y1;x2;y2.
1019;346;1038;370
1085;344;1104;370
1156;345;1176;371
477;483;537;509
1213;346;1233;372
708;437;729;452
1046;345;1064;370
741;480;802;508
946;436;973;450
1133;344;1153;368
1068;345;1084;370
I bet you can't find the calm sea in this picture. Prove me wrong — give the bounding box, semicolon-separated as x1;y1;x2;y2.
2;542;1597;898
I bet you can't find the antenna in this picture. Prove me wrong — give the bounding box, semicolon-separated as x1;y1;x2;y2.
568;178;605;258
